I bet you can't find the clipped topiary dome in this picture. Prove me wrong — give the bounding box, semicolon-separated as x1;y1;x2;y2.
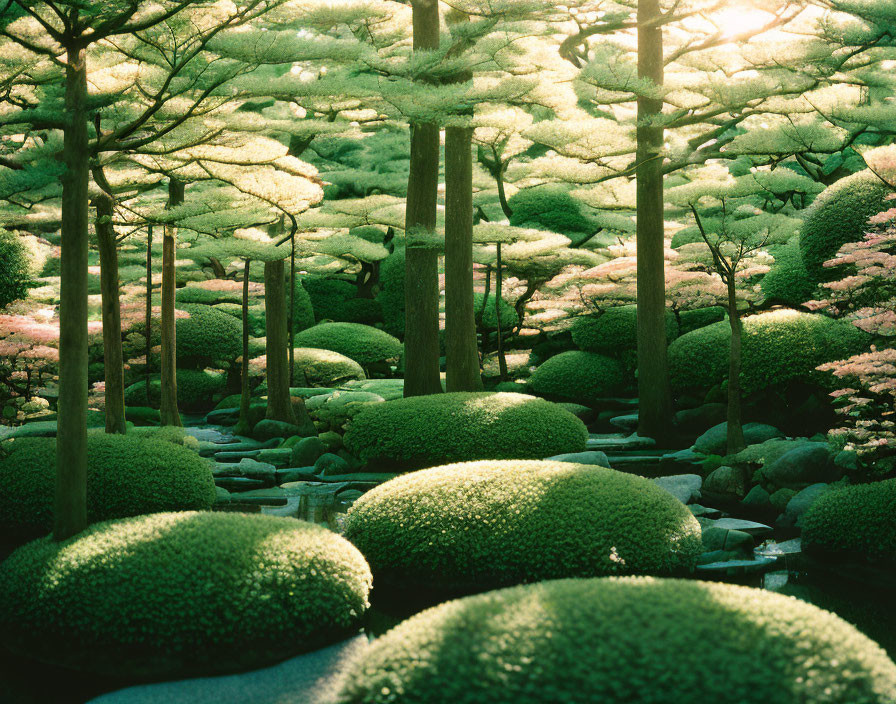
0;512;372;678
507;185;592;235
343;461;702;594
761;238;817;306
123;368;227;411
0;228;32;309
528;350;627;403
176;303;242;365
571;305;678;355
294;322;402;366
344;392;587;469
0;433;216;540
334;577;896;704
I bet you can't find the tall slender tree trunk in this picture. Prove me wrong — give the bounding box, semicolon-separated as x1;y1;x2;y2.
403;0;442;398
495;242;508;381
235;259;252;436
55;44;89;541
95;193;126;434
445;124;483;392
160;178;183;427
495;158;512;220
635;0;674;441
264;259;298;425
726;280;745;454
289;223;296;387
145;224;153;400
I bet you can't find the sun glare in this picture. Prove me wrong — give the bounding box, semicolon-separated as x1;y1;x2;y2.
713;6;775;39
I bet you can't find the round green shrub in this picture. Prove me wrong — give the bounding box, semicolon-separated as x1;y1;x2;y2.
124;369;227;411
344;460;702;593
215;279;315;335
678;306;726;335
571;305;678;355
507;185;591;235
0;229;32;309
334;577;896;704
175;283;242;305
303;276;381;325
344;392;587;469
802;479;896;563
0;434;216;540
292;347;366;387
0;512;372;678
294;322;402;366
528;351;627;403
377;248;405;337
350;225;387;244
176;303;242;365
762;238;817;305
668;309;870;395
474;292;519;331
800;170;894;283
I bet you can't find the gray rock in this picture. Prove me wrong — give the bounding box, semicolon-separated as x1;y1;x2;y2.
545;451;611;467
256;448;294;467
703;465;750;499
651;474;702;504
276;467;319;484
608;413;639;432
708;517;774;538
314;453;351;476
689;504;722;519
214;476;267;492
701;527;754;553
763;443;838;487
694;422;783;456
291;437;327;467
586;433;655;451
236;457;277;479
742;484;772;509
695;555;777;575
784;483;833;528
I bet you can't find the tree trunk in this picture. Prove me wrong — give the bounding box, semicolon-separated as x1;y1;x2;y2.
496;158;513;220
403;0;442;398
726;279;746;454
55;44;89;541
207;256;227;278
445;124;483;392
159;178;183;427
495;242;508;381
235;259;252;436
289;224;296;387
95;193;126;435
264;259;298;425
145;224;153;400
635;0;674;441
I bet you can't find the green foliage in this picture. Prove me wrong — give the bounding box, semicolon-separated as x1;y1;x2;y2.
214;278;315;336
376;248;405;337
291;347;366;387
0;434;216;540
572;305;678;354
761;238;817;305
508;185;592;236
303;276;381;325
176;304;242;366
294;322;401;366
335;577;896;704
528;351;627;403
124;369;227;411
344;392;587;470
678;307;726;335
800;170;894;283
175;284;242;305
474;291;520;330
0;512;372;678
344;461;702;594
802;479;896;562
0;229;32;309
668;310;870;395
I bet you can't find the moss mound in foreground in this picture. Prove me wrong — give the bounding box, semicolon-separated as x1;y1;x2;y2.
0;512;372;679
343;392;587;469
293;322;401;366
0;434;216;540
528;350;627;403
802;479;896;563
335;577;896;704
343;461;702;594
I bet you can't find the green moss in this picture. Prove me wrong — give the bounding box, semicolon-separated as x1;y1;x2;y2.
335;577;896;704
124;369;227;411
571;305;678;354
678;306;726;335
376;248;405;337
344;461;702;593
762;238;817;305
176;304;242;366
303;276;381;325
0;512;372;678
294;322;401;366
802;479;896;562
474;292;520;330
800;170;894;283
175;283;242;305
0;434;216;540
528;351;627;403
344;392;587;469
508;185;591;235
0;229;32;309
668;309;870;395
291;347;366;387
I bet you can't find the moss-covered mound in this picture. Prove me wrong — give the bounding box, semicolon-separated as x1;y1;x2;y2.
344;392;587;469
124;368;227;411
668;309;869;394
294;322;402;366
528;350;627;403
376;248;405;337
176;303;242;365
507;185;591;235
344;461;702;593
303;277;381;325
678;306;726;335
802;479;896;562
0;434;216;540
571;305;678;355
474;292;520;331
0;512;372;678
0;228;32;309
334;577;896;704
251;348;366;387
175;282;243;305
762;238;817;305
800;170;894;283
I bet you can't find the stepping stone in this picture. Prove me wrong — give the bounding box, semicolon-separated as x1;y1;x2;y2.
229;488;289;506
261;496;303;518
545;451;610;467
276;467;320;484
586;433;656;451
704;517;773;538
256;448;294;467
184;426;234;444
214;476;268;492
214;450;262;463
609;413;639;432
651;474;702;504
689;504;722;519
695;555;777;576
755;538;802;558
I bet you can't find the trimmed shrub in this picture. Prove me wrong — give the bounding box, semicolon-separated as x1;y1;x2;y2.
303;276;381;325
344;461;702;593
294;322;401;366
800;170;894;283
571;305;678;354
176;304;242;366
474;291;520;331
334;577;896;704
0;434;216;540
344;392;587;469
377;248;405;337
678;306;726;335
762;238;817;305
0;512;372;678
124;369;227;411
175;283;242;305
0;229;32;309
802;479;896;562
216;279;315;335
507;185;591;235
250;348;366;387
528;351;627;403
668;309;870;395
